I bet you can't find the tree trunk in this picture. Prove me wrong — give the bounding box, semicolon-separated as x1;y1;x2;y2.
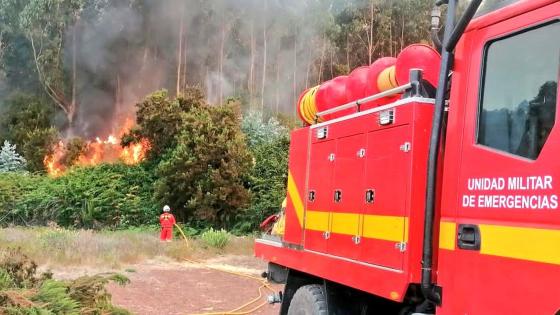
330;48;334;78
219;21;227;105
389;16;393;57
29;36;70;122
317;34;327;84
275;62;280;114
368;0;374;64
248;18;255;107
115;72;121;108
182;27;188;92
70;18;78;125
176;7;184;96
400;15;405;52
114;71;122;132
261;1;268;112
293;28;298;118
346;34;350;70
305;58;312;89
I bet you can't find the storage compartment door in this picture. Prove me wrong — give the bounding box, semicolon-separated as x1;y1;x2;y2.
327;133;366;259
359;125;411;270
304;139;335;253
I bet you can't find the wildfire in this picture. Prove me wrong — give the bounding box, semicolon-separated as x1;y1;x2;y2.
43;120;151;177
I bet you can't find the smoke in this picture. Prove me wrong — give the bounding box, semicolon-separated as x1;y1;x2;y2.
63;0;337;138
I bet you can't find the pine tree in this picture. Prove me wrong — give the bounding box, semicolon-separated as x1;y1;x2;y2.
0;140;27;173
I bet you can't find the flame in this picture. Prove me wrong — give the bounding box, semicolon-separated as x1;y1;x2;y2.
43;141;66;177
121;138;151;165
43;119;150;177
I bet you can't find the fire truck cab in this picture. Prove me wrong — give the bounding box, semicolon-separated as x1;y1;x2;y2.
255;1;560;314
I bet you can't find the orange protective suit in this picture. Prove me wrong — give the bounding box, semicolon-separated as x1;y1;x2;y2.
159;213;176;241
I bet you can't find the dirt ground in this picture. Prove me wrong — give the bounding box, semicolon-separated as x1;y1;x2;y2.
104;255;282;315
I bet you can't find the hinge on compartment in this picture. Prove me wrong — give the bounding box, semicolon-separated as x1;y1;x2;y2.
395;242;407;252
316;127;328;139
400;142;411;152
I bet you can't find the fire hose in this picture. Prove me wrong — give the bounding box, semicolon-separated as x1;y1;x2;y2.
174;224;276;315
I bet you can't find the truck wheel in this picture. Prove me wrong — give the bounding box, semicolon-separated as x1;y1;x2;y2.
287;284;328;315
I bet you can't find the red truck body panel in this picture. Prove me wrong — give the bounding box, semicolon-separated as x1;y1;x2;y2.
437;1;560;314
256;99;435;302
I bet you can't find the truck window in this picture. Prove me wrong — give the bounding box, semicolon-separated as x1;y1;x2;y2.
477;22;559;160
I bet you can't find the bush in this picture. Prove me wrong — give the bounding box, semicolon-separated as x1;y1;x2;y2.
241;110;287;147
0;163;158;229
0;248;129;314
236;110;290;233
0;93;57;173
130;89;253;227
200;228;230;249
0;141;27;173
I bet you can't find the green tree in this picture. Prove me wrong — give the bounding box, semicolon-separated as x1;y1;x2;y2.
241;109;287;147
129;89;252;227
238;135;289;232
0;0;41;94
0;140;27;172
123;88;206;159
154;99;252;227
18;0;85;124
0;93;58;172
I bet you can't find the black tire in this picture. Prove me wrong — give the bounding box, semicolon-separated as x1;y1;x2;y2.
287;284;328;315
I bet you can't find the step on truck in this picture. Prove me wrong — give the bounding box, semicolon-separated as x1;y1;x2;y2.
255;0;560;314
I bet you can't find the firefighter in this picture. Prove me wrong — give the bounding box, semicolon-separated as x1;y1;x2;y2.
159;205;176;242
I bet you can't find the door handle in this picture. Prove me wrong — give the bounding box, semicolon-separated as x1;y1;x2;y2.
457;224;481;250
334;190;342;203
365;189;375;203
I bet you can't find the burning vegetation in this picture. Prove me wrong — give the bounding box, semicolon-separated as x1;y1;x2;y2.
43;119;151;177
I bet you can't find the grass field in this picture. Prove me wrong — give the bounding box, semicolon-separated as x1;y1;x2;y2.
0;226;255;269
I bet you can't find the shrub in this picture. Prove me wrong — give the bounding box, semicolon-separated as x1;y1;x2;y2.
130;89;252;227
236;136;289;233
0;248;129;314
0;141;27;173
241;110;287;147
0;164;158;229
200;228;230;249
237;110;290;233
0;93;57;173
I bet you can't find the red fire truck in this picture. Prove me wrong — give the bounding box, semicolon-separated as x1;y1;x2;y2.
255;0;560;314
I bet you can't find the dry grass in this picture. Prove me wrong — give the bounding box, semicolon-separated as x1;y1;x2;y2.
0;227;255;270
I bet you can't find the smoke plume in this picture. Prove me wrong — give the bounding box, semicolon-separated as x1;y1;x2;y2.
66;0;336;138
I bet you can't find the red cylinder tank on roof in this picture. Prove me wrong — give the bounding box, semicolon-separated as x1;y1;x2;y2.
297;43;441;125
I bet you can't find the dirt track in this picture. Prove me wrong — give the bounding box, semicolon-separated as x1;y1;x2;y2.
107;256;282;315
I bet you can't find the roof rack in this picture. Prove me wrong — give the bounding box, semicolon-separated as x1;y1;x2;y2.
314;69;424;121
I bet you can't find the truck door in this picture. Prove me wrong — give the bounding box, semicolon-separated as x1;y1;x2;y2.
439;6;560;314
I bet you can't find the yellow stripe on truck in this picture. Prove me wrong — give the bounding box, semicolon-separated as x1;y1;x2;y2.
438;221;560;266
439;221;457;250
331;212;360;235
305;211;330;232
479;224;560;265
362;215;408;242
287;171;304;226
